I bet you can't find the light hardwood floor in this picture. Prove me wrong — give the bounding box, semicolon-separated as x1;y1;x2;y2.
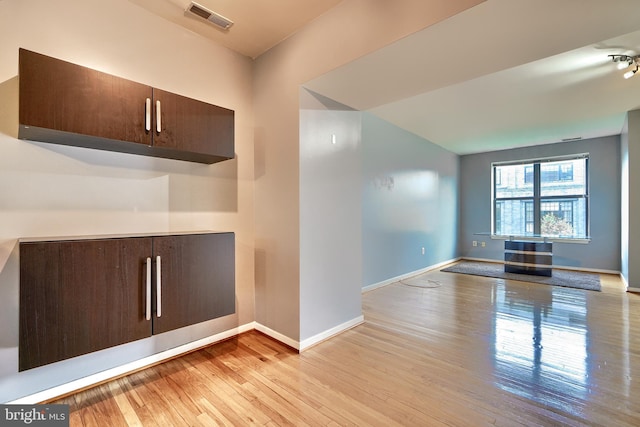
55;268;640;426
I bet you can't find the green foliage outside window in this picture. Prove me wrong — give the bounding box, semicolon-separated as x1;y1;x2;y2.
541;213;574;236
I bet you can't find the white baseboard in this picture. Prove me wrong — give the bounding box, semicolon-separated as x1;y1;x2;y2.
255;315;365;351
362;257;460;293
8;322;256;405
253;322;300;350
620;273;629;290
9;316;367;404
299;315;364;351
618;274;640;292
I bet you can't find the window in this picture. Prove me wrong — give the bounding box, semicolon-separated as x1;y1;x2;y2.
492;155;588;239
560;163;573;181
495;169;502;186
540;163;574;182
524;166;533;184
524;201;534;233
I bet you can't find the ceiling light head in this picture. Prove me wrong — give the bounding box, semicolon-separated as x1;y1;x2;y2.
609;54;629;62
609;54;640;78
624;66;638;79
617;59;633;70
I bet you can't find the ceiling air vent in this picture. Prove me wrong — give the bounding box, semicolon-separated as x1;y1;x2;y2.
186;1;234;30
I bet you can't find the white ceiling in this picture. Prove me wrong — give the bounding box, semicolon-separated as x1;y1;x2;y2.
127;0;343;59
131;0;640;155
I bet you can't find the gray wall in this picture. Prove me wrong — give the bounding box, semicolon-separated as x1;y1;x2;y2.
362;113;459;287
299;90;362;341
252;0;477;344
459;136;621;271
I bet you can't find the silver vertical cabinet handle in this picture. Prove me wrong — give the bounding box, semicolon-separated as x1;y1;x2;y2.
145;98;151;131
145;257;152;320
156;100;162;133
156;255;162;318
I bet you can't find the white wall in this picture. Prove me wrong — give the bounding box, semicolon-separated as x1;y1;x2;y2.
621;116;629;284
622;110;640;288
0;0;254;402
299;89;362;343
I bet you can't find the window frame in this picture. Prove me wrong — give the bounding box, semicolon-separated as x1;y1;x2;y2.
491;153;590;242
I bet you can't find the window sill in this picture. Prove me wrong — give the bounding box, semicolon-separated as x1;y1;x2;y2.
489;234;591;244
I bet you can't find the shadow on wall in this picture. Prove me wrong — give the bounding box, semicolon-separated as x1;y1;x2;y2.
254;245;267;323
0;76;18;139
302;89;356;112
0;74;239;214
253;126;266;180
0;241;19;359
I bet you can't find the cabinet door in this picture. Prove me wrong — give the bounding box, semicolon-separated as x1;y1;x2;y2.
152;233;235;334
153;89;234;162
19;48;152;146
19;238;153;371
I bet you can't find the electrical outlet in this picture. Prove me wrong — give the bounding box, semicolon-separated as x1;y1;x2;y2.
472;241;478;247
481;241;486;247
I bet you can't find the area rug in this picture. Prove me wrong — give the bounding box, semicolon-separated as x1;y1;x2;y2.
441;261;601;291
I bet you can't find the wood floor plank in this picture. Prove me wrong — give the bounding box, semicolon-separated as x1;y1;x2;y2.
53;268;640;426
108;382;142;427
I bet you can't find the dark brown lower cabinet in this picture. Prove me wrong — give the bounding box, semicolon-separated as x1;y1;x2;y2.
19;232;235;371
153;233;235;334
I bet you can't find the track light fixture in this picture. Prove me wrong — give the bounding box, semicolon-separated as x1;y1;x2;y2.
609;54;640;79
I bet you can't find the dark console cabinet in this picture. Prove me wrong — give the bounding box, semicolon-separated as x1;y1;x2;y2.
504;240;552;277
18;48;234;164
19;232;235;371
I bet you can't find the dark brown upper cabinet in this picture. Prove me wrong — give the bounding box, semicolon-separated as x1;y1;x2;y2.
19;232;236;371
18;49;234;164
152;88;235;161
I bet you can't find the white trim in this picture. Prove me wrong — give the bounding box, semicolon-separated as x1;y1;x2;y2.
299;315;364;351
618;274;640;293
7;322;256;405
491;235;590;244
362;257;460;293
253;322;300;350
254;316;366;352
492;152;589;167
620;273;629;290
7;316;369;404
